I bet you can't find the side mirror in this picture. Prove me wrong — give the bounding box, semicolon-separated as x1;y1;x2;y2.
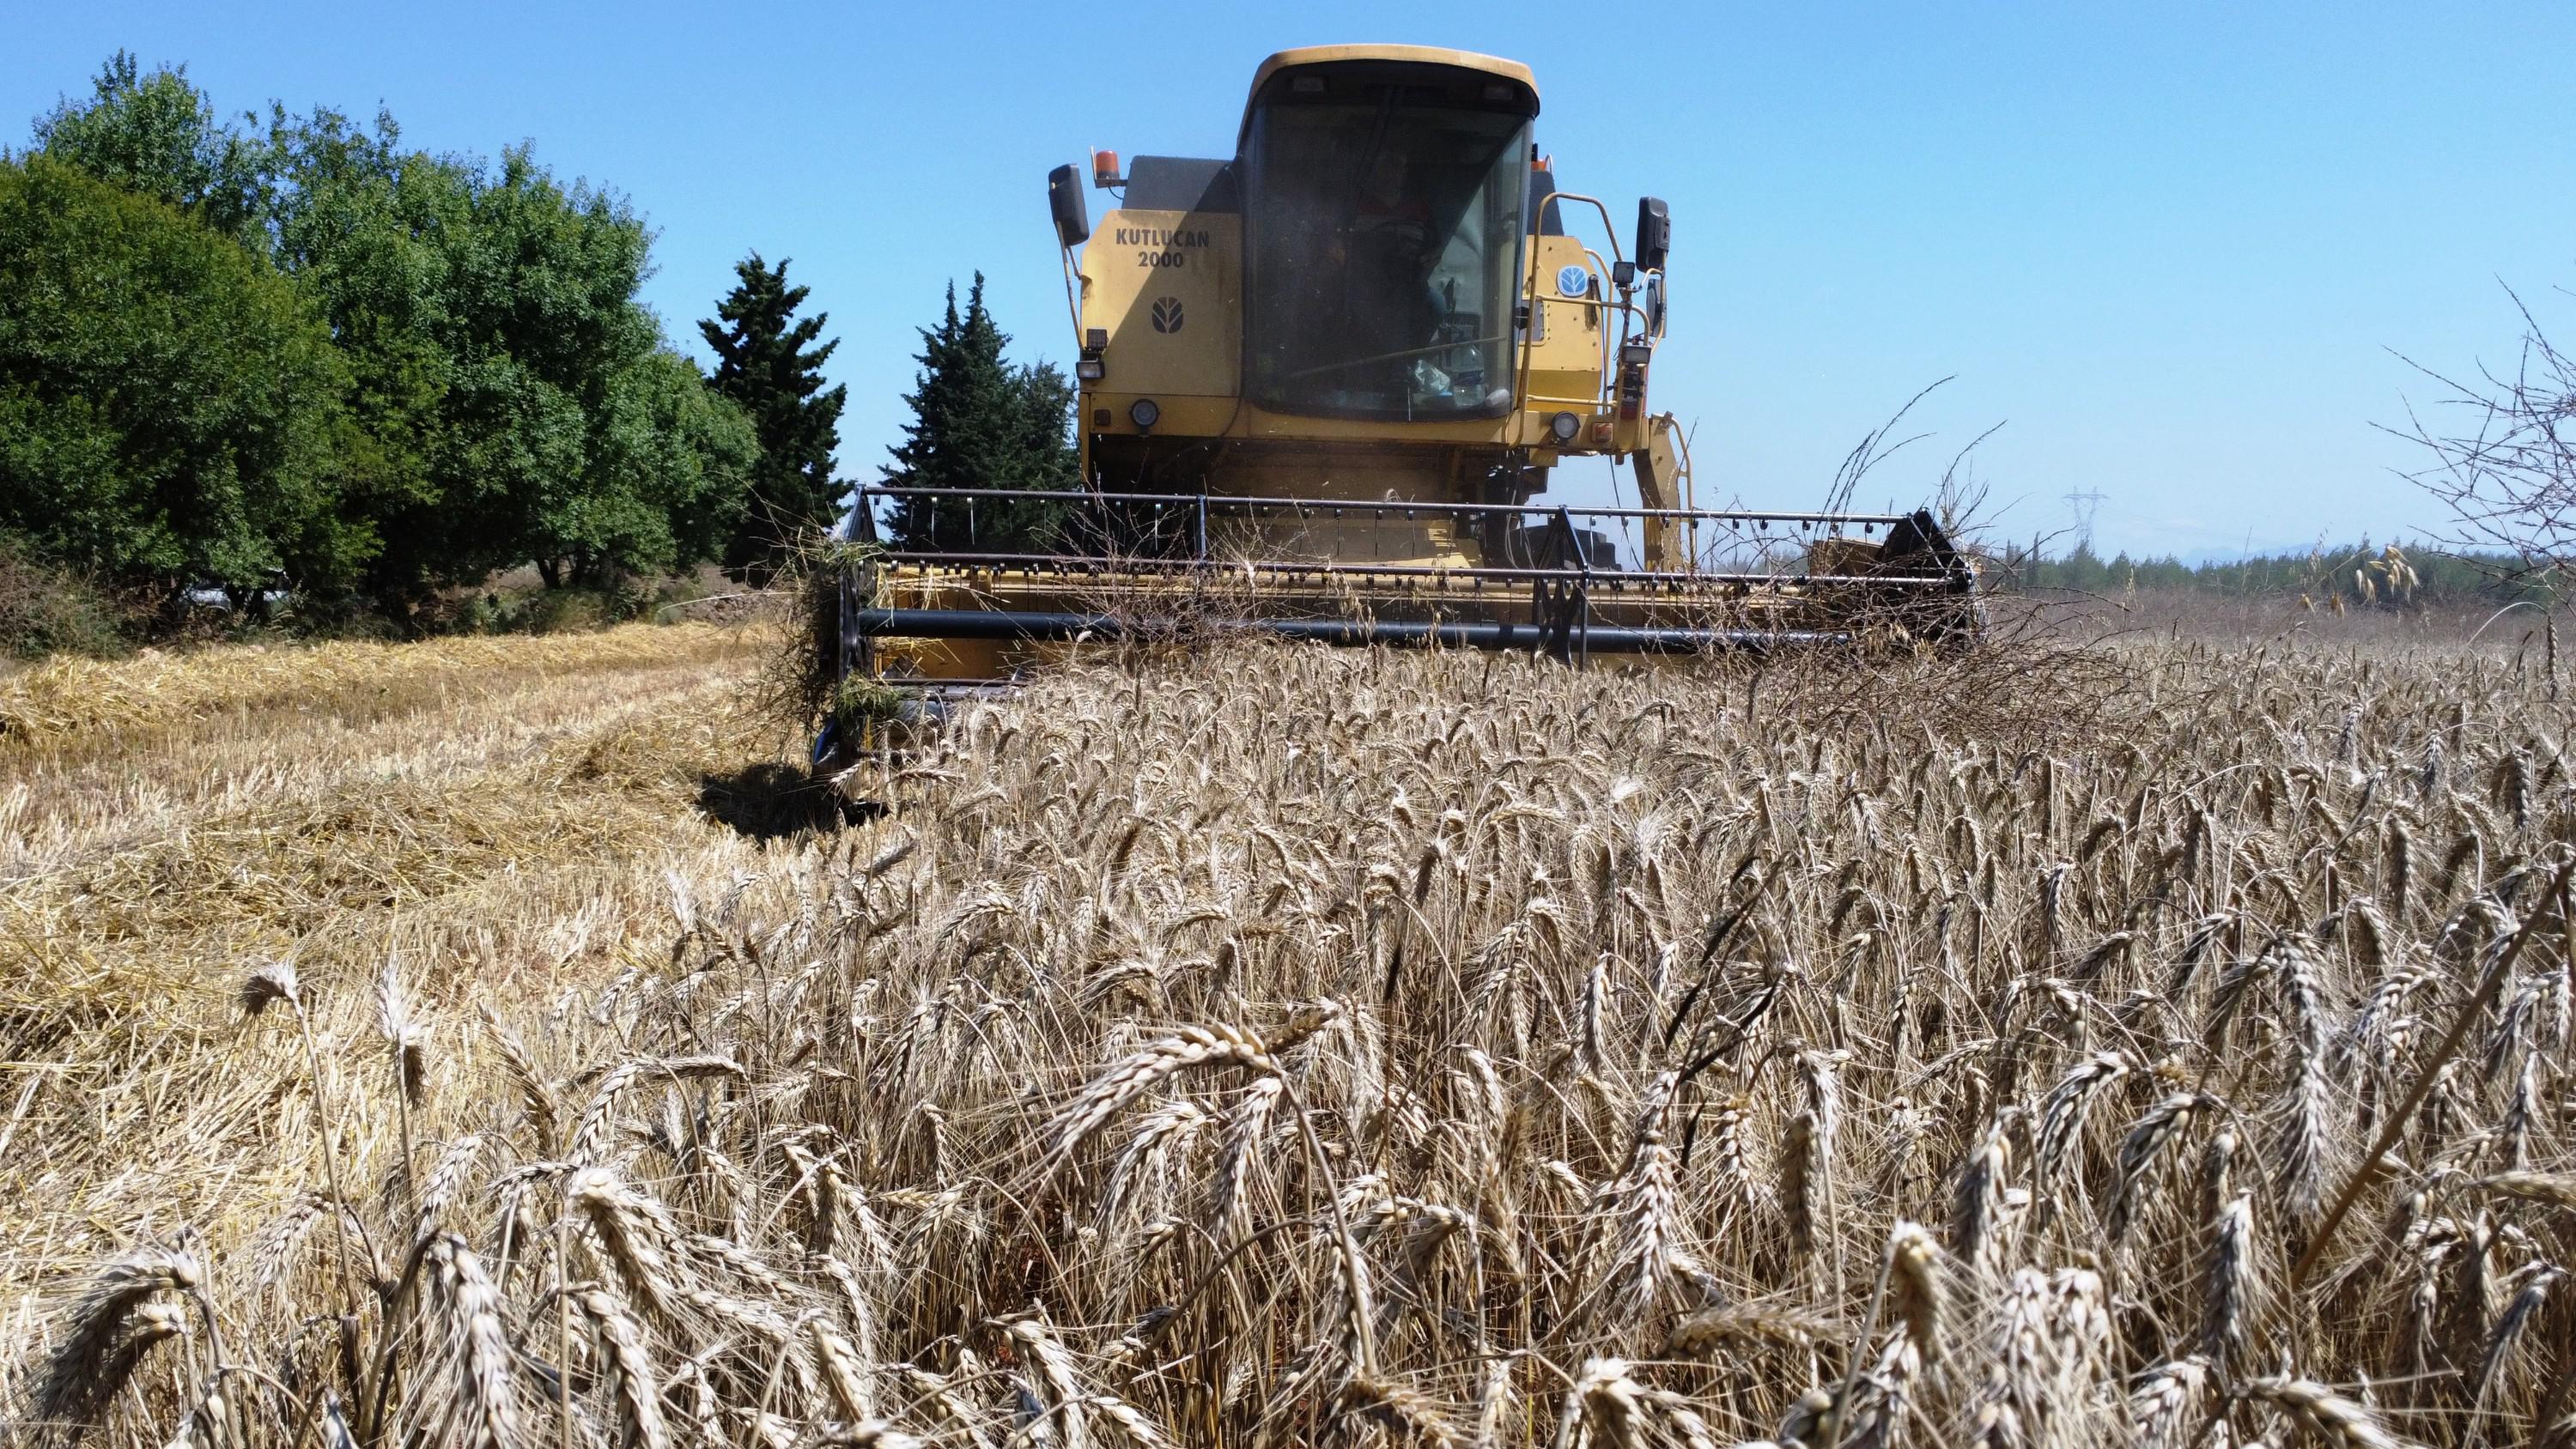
1048;164;1091;248
1634;197;1670;273
1643;275;1668;337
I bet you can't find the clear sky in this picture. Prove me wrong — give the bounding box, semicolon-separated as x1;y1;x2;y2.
13;1;2574;559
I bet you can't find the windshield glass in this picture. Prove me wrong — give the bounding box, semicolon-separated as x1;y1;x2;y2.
1244;81;1531;419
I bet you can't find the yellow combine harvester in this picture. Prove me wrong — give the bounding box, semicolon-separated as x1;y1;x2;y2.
829;44;1976;728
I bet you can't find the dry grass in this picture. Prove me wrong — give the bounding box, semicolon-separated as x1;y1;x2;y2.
4;624;2574;1448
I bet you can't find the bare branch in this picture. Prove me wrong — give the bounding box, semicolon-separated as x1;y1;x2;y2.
2385;282;2576;591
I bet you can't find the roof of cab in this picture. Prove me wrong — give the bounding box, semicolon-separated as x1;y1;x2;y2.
1242;45;1540;140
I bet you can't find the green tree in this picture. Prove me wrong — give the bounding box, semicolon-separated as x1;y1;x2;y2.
879;275;1072;550
699;253;848;579
33;52;272;245
574;349;759;583
1013;360;1079;494
0;155;368;609
273;136;752;596
23;52;760;622
260;121;752;600
440;149;659;587
252;106;461;609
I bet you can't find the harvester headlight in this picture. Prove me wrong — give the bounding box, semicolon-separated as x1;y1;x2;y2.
1129;398;1160;430
1549;410;1582;442
1076;357;1105;382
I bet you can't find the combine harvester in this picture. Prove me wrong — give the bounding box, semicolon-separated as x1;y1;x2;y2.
826;45;1977;740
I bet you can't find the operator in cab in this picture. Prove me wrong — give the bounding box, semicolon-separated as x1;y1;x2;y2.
1242;58;1535;421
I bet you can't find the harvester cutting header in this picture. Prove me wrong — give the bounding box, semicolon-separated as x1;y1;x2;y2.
835;44;1977;702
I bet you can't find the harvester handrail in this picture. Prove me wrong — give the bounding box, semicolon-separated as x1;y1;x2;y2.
1543;191;1630;270
863;549;1948;591
854;484;1917;530
853;607;1851;653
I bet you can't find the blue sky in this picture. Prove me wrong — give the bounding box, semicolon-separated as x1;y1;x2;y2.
13;1;2574;558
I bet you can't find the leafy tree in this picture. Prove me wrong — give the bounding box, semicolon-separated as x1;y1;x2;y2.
19;52;760;625
240;106;464;609
260;115;755;601
33;52;272;245
574;349;759;584
435;148;664;587
0;155;368;608
879;275;1073;550
699;253;848;579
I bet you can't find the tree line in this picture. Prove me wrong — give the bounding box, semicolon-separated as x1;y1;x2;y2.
2002;537;2553;605
1;54;1075;652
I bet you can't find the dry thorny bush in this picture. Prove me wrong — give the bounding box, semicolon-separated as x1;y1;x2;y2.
8;633;2576;1448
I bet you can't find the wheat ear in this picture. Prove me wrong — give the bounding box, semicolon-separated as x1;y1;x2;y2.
2236;1375;2416;1449
35;1246;205;1435
577;1289;668;1449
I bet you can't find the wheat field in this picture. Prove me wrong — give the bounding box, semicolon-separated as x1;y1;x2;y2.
3;623;2573;1448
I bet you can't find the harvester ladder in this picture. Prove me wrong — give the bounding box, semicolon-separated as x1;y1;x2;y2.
1530;506;1595;668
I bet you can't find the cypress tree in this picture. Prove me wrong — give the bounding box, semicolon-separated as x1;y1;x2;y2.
1012;359;1078;494
879;274;1070;550
700;252;848;579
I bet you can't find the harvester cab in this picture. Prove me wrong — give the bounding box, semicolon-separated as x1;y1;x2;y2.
827;45;1977;749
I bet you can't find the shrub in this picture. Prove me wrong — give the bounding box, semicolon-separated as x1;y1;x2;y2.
524;587;612;634
0;536;131;659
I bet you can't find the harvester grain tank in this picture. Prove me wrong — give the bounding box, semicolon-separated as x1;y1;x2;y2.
833;45;1976;714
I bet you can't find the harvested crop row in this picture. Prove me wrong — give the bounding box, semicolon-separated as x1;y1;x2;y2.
0;651;761;886
0;621;750;750
0;625;833;1287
